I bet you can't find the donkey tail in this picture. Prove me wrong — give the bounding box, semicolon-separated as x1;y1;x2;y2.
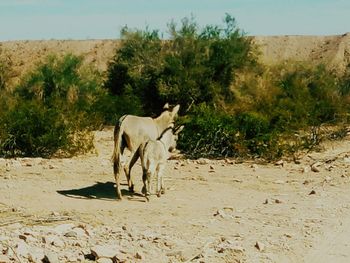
112;115;127;171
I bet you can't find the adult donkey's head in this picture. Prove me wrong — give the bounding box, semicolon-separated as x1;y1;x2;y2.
154;103;180;130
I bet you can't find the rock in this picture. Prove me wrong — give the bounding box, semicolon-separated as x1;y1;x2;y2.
309;190;316;195
135;251;144;260
76;224;93;237
72;227;87;238
20;159;32;167
311;166;320;173
325;164;335;171
274;199;283;204
114;252;129;263
15;240;29;258
64;231;78;238
303;180;311;185
163;240;175;248
43;252;60;263
255;241;265;251
214;209;227;218
91;245;119;259
197;158;209;165
302;166;310;173
232;178;242;183
311;162;322;172
294;159;301;164
42;235;65;248
63;252;80;262
19;234;27;241
324;176;332;183
251;164;258;169
51;211;60;217
225;158;235;165
275;160;284;167
263;199;269;204
27;248;45;263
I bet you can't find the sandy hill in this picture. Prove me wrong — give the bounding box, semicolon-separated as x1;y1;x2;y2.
253;33;350;73
1;33;350;85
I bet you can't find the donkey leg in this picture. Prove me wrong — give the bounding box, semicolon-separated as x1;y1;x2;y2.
126;151;139;193
113;161;123;200
141;169;148;195
156;164;165;197
160;175;165;195
145;171;152;201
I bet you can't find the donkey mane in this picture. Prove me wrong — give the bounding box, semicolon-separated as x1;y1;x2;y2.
157;126;173;140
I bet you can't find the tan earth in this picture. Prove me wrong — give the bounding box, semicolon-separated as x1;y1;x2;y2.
1;127;350;262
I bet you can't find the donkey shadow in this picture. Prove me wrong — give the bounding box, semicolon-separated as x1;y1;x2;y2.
57;181;145;202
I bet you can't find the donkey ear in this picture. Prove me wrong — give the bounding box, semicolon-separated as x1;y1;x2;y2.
163;103;170;110
171;104;180;116
174;125;184;135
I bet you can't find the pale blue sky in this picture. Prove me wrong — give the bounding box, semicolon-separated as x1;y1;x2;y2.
0;0;349;41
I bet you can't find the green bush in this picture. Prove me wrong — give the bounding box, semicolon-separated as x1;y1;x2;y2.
270;64;345;130
0;55;11;91
178;105;283;160
178;104;238;158
0;54;102;157
0;100;92;157
104;14;257;114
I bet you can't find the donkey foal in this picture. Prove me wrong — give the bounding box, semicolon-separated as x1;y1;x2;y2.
141;125;184;200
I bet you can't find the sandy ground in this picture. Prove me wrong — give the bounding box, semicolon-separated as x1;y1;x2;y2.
1;127;350;262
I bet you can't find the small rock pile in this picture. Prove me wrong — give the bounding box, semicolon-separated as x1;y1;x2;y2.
0;222;159;263
0;220;245;263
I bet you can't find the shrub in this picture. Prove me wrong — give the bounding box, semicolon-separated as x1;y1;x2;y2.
178;104;238;158
0;100;93;157
0;54;11;91
0;54;102;157
104;14;257;114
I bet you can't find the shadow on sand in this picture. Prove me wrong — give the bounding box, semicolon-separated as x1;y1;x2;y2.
57;181;146;202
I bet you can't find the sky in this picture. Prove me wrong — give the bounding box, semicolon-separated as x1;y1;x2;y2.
0;0;349;41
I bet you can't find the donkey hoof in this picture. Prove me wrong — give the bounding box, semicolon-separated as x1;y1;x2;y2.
129;185;135;193
157;192;161;198
160;189;165;195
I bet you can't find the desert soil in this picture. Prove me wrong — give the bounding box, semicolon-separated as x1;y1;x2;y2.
1;127;350;262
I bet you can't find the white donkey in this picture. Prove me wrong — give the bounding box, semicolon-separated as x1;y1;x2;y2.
112;104;180;200
141;125;184;200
